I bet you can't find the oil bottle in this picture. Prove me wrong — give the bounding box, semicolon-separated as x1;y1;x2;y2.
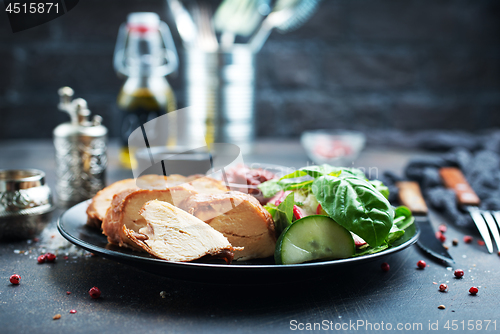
114;12;178;168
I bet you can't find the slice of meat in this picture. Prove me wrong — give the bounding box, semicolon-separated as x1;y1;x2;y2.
86;179;138;228
188;176;229;194
124;200;237;263
179;192;276;260
86;174;187;228
102;185;197;247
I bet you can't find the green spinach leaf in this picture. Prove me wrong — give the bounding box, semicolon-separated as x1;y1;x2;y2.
300;165;366;179
394;206;415;231
353;243;389;257
312;175;394;247
386;224;405;244
272;192;295;236
258;179;282;198
263;202;277;217
369;180;390;200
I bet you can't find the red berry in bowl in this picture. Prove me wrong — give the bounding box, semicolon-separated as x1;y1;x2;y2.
469;287;478;295
417;260;426;269
9;274;21;285
89;286;101;299
439;284;448;292
454;269;464;278
381;262;390;272
45;253;56;262
37;255;46;264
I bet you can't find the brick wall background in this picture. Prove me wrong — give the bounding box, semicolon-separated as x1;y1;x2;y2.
1;0;499;139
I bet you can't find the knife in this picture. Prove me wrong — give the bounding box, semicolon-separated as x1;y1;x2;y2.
397;181;455;264
440;167;500;254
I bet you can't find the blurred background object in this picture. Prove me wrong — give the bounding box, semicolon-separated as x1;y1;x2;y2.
0;0;499;142
173;0;320;153
113;12;178;167
54;88;107;205
0;169;54;240
301;130;365;166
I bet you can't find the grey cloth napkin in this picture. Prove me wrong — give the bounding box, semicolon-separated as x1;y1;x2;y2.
380;132;500;228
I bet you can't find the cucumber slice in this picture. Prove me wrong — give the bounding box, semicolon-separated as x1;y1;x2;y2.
275;215;355;265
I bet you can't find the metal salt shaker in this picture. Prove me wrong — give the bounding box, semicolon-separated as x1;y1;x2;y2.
53;87;107;206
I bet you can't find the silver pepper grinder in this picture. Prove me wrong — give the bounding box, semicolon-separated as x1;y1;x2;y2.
53;87;108;206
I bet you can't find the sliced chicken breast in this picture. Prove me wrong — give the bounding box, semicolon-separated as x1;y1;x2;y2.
124;200;237;263
102;185;197;246
179;192;276;260
86;174;197;228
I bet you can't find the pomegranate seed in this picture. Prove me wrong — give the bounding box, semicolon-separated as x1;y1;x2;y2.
469;287;478;295
477;240;485;246
438;225;447;233
293;205;304;220
37;255;46;264
439;284;448;292
89;286;101;299
417;260;426;269
9;274;21;285
69;310;77;314
454;269;464;278
381;262;390;272
45;253;56;262
463;235;473;243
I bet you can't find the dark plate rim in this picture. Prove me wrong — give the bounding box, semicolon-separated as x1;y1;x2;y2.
57;200;420;270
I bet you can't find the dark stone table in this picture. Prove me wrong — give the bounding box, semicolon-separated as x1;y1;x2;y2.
0;140;498;334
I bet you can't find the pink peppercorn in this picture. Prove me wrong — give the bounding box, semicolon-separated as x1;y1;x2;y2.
89;286;101;299
9;274;21;285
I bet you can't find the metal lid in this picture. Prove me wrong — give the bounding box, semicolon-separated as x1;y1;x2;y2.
0;169;45;192
0;169;54;218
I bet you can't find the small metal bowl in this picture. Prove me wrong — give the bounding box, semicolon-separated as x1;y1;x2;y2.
0;169;55;240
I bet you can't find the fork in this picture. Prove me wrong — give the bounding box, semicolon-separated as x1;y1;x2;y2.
440;167;500;254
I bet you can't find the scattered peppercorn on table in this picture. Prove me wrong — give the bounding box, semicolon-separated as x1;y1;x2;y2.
0;140;498;334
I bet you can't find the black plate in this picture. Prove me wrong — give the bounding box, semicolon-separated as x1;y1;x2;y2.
57;201;420;283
